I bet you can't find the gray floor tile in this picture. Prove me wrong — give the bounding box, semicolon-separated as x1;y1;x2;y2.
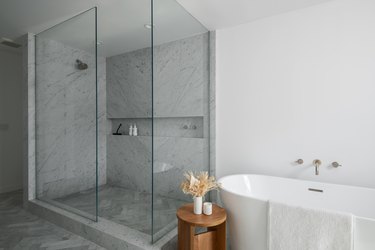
0;190;105;250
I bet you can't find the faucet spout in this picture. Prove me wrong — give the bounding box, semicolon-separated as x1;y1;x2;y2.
313;159;322;176
315;165;319;175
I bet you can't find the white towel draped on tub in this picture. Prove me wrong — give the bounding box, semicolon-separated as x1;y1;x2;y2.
268;201;354;250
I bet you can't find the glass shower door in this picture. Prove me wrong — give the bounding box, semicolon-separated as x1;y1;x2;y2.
35;8;99;221
103;0;153;237
152;0;210;242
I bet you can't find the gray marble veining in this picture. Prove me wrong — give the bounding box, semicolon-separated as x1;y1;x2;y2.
107;135;208;201
20;33;37;208
106;33;210;203
0;190;104;250
107;136;152;193
153;33;209;117
107;33;209;118
153;137;208;201
35;37;106;200
27;197;178;250
54;185;184;236
107;48;152;118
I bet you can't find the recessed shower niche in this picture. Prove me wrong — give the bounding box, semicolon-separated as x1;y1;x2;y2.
110;117;204;138
31;1;212;248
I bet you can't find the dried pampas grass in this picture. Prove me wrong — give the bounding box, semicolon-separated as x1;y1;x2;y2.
180;171;221;197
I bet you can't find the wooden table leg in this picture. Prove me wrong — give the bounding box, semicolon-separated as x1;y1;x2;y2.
217;221;226;250
189;225;195;250
178;219;195;250
208;221;226;250
178;219;187;250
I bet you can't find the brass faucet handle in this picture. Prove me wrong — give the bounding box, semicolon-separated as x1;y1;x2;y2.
295;159;304;165
332;162;342;168
313;159;322;166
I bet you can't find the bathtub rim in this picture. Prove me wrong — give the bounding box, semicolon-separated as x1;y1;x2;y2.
218;174;375;221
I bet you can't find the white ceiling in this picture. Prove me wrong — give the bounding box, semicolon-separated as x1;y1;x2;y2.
177;0;334;30
0;0;334;56
0;0;207;57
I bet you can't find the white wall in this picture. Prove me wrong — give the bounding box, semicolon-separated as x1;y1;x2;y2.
0;46;23;193
216;0;375;188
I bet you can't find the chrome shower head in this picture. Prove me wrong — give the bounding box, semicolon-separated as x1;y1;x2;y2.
76;59;88;70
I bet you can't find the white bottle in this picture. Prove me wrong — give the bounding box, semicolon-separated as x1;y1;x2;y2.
129;124;133;136
133;124;138;136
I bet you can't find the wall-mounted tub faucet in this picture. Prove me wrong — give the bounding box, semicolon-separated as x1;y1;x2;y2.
332;162;342;168
313;159;322;175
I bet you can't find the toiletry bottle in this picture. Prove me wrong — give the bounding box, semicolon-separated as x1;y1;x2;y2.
129;124;133;136
133;124;138;136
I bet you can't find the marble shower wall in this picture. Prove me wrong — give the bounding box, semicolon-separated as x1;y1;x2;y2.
153;33;210;201
35;38;106;199
107;136;207;200
107;136;152;193
107;33;209;118
153;33;209;117
107;33;210;201
107;48;151;118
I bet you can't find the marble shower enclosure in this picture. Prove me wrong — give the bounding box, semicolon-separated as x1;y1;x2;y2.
35;38;106;199
34;32;210;202
106;33;210;201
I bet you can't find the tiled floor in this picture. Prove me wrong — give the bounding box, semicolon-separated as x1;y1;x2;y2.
0;190;105;250
55;185;185;236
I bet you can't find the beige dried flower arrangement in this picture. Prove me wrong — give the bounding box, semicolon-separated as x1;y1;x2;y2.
180;171;221;197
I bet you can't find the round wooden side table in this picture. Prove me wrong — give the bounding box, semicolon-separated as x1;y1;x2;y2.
176;203;227;250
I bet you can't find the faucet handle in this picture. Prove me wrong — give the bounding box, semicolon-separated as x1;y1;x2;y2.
295;159;304;165
313;159;322;166
332;162;342;168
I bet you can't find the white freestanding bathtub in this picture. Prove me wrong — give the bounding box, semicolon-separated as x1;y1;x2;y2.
219;174;375;250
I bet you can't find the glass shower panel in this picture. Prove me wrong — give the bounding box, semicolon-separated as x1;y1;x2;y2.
103;0;153;236
152;0;210;242
35;8;98;221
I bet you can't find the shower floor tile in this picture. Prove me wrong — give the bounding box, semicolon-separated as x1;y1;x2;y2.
55;185;185;235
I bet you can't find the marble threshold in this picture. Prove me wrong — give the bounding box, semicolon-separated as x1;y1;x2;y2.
28;187;181;249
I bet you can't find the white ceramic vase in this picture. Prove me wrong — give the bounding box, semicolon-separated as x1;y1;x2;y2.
193;196;203;214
